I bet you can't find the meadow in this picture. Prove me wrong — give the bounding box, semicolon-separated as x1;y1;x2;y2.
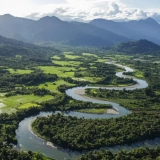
0;94;53;113
8;68;32;74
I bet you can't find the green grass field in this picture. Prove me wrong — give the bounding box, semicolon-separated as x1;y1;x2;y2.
96;59;106;62
18;103;40;109
38;80;75;92
53;60;81;66
65;54;81;59
38;66;75;77
0;94;53;112
82;53;98;57
52;55;61;60
134;71;144;78
8;68;32;74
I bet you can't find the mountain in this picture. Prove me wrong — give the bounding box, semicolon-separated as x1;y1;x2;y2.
1;14;160;47
0;14;34;41
71;22;130;46
0;14;130;47
111;39;160;54
90;18;160;45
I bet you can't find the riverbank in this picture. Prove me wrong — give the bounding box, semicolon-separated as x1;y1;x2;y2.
28;119;57;149
73;88;119;115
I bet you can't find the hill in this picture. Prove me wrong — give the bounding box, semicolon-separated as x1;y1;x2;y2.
0;35;59;57
112;39;160;54
0;35;60;69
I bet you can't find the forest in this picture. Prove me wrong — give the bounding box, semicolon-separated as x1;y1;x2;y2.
32;112;160;151
78;147;160;160
41;94;112;111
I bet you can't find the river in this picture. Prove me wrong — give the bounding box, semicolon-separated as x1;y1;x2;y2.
15;62;159;160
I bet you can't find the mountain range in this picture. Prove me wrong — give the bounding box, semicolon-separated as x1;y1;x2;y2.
0;14;160;47
90;18;160;45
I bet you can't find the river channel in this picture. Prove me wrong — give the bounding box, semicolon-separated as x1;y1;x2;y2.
15;63;160;160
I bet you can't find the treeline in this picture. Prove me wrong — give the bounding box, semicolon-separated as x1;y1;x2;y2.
5;87;53;97
0;147;53;160
79;147;160;160
41;94;112;111
98;75;135;85
0;69;58;91
32;112;160;151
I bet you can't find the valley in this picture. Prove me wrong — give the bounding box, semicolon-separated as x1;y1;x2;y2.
0;16;160;160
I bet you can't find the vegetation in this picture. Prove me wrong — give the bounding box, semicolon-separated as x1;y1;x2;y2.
79;147;160;160
32;112;160;151
0;147;53;160
1;35;160;159
111;39;160;55
86;59;160;111
77;108;108;114
41;94;112;111
0;107;54;159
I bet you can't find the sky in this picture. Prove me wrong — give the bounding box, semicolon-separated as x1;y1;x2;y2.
0;0;160;22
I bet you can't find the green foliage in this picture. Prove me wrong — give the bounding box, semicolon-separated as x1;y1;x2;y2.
79;147;160;160
0;147;53;160
41;94;112;111
113;39;160;55
77;108;108;114
6;87;52;97
0;69;58;91
32;112;160;151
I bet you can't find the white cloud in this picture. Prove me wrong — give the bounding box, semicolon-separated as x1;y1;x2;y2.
0;0;160;23
108;2;121;15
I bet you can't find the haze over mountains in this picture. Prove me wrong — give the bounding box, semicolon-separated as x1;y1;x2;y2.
90;18;160;45
0;14;160;47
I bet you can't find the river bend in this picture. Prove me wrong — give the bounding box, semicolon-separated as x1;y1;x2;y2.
15;63;158;160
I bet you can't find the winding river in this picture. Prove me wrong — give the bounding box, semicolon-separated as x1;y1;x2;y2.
15;62;160;160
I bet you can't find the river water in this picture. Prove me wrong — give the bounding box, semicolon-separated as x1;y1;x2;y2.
15;63;159;160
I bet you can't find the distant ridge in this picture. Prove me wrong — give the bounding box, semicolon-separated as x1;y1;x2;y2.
90;18;160;45
0;14;130;47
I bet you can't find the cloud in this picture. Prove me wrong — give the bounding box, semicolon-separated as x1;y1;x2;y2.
24;0;160;23
146;12;160;23
26;13;41;20
108;3;121;15
133;9;147;19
